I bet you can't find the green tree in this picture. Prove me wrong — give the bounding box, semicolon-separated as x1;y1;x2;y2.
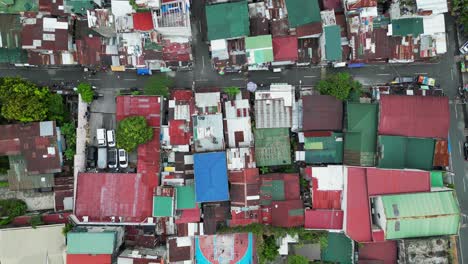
0;77;50;122
116;116;154;152
61;122;76;161
77;83;94;103
316;73;362;100
452;0;468;34
224;86;240;99
143;75;173;97
0;199;27;225
47;93;67;124
62;223;74;236
30;215;43;229
260;236;280;263
288;255;309;264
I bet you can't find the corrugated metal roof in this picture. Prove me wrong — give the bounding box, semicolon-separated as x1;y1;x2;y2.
285;0;321;28
271;200;304;227
176;185;196;209
229;168;260;207
391;18;423;36
67;254;112;264
205;1;250;40
377;135;435;170
194;152;229;202
302;95;343;131
366;168;430;195
226;147;256;170
193;114;225;152
168;237;194;262
7;155;54;191
430;171;444;187
132;12;154;31
67;231;116;254
433;139;449;167
324;25;342;61
380;191;459;239
343;103;378;166
255;99;292;128
321;232;353;264
273;36;298;61
358;241;397;264
245;35;274;64
304;209;343;230
303;132;344;164
379;95;449;139
153;196;173;217
254;128;291;166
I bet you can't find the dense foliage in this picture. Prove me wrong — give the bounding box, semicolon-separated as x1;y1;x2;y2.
47;93;68;125
76;83;94;103
453;0;468;35
317;73;362;100
224;86;241;99
61;122;76;161
143;75;173;97
288;255;310;264
0;199;27;225
116;116;154;152
30;215;44;229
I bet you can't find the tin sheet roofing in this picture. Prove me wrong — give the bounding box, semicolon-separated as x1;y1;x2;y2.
75;173;154;222
381;191;459;239
67;231;115;254
366;168;430;196
255;99;292;128
358;241;397;264
346;167;372;242
176;185;196;210
324;25;343;61
304;209;343;230
391;18;423;36
194;152;229;203
229;168;260;207
169;120;191;145
433;139;449;167
271;200;305;227
168;237;194;262
205;1;250;40
302;95;343;131
321;232;353;264
245;35;274;64
67;254;112;264
285;0;321;28
303;132;344;164
21;18;69;51
254;128;291;167
377;135;435;170
272;36;298;62
132;12;154;31
379;95;449;139
193;114;225;152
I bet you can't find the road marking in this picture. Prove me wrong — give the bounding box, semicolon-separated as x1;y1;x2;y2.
267;77;280;79
202;56;205;69
451;68;454;80
304;76;316;78
88;78;101;81
377;73;391;76
415;72;427;75
464;177;466;192
196;79;208;82
51;78;64;80
455;105;459;119
231;78;244;81
124;79;137;81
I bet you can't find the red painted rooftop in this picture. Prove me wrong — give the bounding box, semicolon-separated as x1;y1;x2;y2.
175;207;201;224
76;36;103;65
67;254;112;264
171;90;193;101
346;167;372;242
132;12;154;31
366;168;430;196
163;41;192;62
358;241;398;264
273;36;298;62
169;120;191;145
271;199;305;228
304;209;343;230
21;18;69;51
379;95;449;139
75;173;154;222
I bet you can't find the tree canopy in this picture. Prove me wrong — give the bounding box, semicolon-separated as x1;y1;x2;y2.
0;199;27;225
47;93;67;124
116;116;154;152
0;77;50;122
77;83;94;103
224;86;241;99
453;0;468;35
316;73;362;100
143;75;174;97
288;255;309;264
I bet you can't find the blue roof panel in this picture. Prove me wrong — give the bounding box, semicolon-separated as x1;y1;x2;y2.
194;152;229;202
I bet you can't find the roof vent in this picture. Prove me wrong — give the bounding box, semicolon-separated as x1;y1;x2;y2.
110;216;115;222
82;216;89;222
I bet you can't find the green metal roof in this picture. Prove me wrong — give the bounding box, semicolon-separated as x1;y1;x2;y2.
7;155;54;190
377;136;435;170
285;0;321;28
324;25;342;61
0;15;23;49
0;48;27;63
271;180;285;201
255;128;291;167
381;191;460;239
64;0;94;15
245;35;274;64
153;196;173;217
205;1;250;41
0;0;38;13
176;185;196;210
344;103;378;166
430;171;444;187
321;232;353;264
391;17;424;36
67;232;116;254
304;132;343;164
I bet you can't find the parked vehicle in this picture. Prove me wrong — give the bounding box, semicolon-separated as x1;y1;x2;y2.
417;75;436;86
391;77;415;84
97;147;107;169
461;61;466;73
96;129;107;147
137;68;152;76
107;130;116;147
118;149;128;168
86;146;97;168
464;141;468;161
108;148;118;169
460;41;468;54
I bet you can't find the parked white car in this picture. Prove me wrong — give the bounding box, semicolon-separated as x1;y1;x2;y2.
118;149;128;168
107;130;116;147
96;129;107;147
460;41;468;54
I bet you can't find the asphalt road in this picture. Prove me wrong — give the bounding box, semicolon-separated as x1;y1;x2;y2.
0;9;467;264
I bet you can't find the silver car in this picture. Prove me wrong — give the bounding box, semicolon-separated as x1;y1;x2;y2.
118;149;128;168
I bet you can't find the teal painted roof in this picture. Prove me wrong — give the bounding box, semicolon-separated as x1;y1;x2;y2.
430;171;444;187
377;135;435;170
64;0;94;15
67;231;116;254
245;35;274;64
0;0;38;13
321;232;353;264
324;25;342;61
304;132;343;164
255;128;291;166
153;196;173;217
285;0;321;27
344;103;378;166
381;191;460;239
176;185;196;210
205;1;250;40
391;17;424;36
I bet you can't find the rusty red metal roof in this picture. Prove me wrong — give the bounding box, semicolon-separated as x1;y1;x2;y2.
168;237;193;262
132;12;154;31
39;0;65;16
175;207;201;224
230;208;261;226
271;199;305;227
358;241;398;264
67;254;112;264
76;36;103;65
21;18;69;51
433;139;449;167
229;168;260;207
346;0;377;9
171;90;194;101
346;167;372;242
169;120;191;145
273;36;298;61
366;168;430;196
379;95;449;139
162;40;192;63
296;22;323;38
304;209;343;230
302;95;343;131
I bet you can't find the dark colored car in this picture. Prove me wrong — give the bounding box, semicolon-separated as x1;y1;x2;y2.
86;146;97;168
108;148;118;169
464;141;468;161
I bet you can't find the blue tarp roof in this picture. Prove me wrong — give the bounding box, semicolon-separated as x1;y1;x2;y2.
194;152;229;203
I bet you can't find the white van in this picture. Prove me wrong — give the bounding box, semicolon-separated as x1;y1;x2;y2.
97;128;107;147
107;130;115;147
